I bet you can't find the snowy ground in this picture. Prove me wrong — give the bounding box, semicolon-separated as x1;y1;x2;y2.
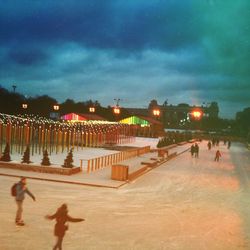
0;140;250;250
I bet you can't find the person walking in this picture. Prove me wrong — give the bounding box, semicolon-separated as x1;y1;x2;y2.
190;144;195;157
214;150;222;162
194;143;199;158
207;141;212;150
46;203;84;250
14;177;36;226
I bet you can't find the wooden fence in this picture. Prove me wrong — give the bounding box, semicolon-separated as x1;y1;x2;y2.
80;146;150;173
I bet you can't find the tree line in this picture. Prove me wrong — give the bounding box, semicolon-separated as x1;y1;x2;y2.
0;85;249;141
0;85;130;121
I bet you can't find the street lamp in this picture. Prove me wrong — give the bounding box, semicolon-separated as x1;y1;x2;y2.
22;103;28;109
192;110;202;120
12;85;17;93
113;107;120;114
153;109;160;117
53;104;60;111
51;104;60;120
89;107;95;113
113;98;121;115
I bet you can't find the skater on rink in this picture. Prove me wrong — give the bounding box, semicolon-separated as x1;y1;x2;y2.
194;143;199;158
13;177;36;226
191;144;195;157
207;141;212;150
214;150;222;162
46;203;85;250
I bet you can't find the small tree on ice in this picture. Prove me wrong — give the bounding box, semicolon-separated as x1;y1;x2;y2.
41;149;51;166
21;145;31;164
0;143;11;162
62;148;74;168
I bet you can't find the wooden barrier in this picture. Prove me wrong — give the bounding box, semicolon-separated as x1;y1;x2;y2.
128;165;148;181
0;161;81;175
167;152;177;159
158;149;168;158
83;146;150;173
127;152;177;181
111;164;128;181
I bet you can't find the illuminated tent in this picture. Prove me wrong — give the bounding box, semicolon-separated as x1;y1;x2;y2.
119;115;161;126
61;113;87;122
61;113;106;122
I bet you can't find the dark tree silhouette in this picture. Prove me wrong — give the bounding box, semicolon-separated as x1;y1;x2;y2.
21;145;31;164
41;149;51;166
0;143;11;161
62;149;74;168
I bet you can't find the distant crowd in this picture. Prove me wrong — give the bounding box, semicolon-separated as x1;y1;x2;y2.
190;138;232;162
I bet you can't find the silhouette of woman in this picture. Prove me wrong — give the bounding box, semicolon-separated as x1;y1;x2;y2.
46;203;84;250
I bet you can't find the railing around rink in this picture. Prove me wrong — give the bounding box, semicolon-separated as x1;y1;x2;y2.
80;146;151;173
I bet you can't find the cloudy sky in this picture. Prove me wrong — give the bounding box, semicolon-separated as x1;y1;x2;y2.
0;0;249;118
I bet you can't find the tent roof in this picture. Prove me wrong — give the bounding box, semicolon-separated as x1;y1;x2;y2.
136;115;162;125
120;115;162;125
61;113;106;121
61;113;86;121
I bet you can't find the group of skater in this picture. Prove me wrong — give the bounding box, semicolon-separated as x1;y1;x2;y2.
207;138;231;150
190;138;232;162
190;143;199;158
13;177;84;250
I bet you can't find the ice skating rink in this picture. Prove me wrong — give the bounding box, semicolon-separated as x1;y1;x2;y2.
0;141;250;250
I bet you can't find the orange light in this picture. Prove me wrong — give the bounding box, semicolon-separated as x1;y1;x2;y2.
113;107;120;114
22;103;28;109
153;109;160;116
192;110;202;119
53;105;60;111
89;107;95;113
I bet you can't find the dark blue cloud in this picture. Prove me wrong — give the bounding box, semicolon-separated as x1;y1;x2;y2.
0;0;249;118
8;48;48;65
0;0;199;51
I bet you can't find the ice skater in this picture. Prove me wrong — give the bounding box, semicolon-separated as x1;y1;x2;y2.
45;203;84;250
190;144;195;157
14;177;36;226
214;150;221;162
194;143;199;158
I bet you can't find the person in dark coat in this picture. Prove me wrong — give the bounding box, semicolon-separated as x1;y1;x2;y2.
190;144;195;157
46;203;84;250
207;141;212;150
194;143;199;158
214;150;222;162
15;177;36;226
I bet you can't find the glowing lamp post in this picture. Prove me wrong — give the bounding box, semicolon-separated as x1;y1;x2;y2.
191;109;203;131
53;104;60;111
22;103;28;109
51;104;60;120
89;107;95;113
153;109;160;117
192;110;202;120
113;107;120;115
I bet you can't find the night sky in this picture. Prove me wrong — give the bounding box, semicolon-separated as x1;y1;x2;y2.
0;0;249;118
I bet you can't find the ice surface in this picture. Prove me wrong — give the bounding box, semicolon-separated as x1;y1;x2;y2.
0;140;250;249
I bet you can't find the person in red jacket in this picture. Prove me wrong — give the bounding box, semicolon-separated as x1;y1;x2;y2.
214;150;222;162
45;203;84;250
